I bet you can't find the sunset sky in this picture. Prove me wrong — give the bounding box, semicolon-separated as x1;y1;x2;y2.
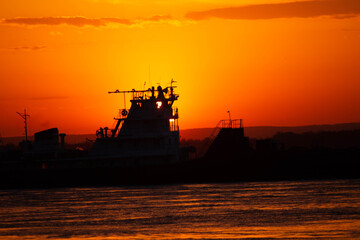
0;0;359;137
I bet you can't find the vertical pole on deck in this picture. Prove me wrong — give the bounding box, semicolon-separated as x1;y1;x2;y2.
227;110;231;128
123;92;126;110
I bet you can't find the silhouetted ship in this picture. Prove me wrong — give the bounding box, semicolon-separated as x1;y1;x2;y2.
0;83;359;189
1;83;197;188
89;84;188;165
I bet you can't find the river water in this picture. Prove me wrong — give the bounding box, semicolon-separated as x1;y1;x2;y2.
0;179;359;239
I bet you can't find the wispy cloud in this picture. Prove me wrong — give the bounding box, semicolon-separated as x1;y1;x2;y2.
0;45;47;51
1;15;176;28
2;0;358;30
2;17;107;27
0;96;67;101
186;0;360;20
27;96;69;101
49;31;63;36
342;28;360;31
14;45;46;51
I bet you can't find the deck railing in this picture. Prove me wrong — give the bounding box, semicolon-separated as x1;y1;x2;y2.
219;119;243;129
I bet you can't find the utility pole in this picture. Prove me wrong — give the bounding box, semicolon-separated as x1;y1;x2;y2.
17;109;30;142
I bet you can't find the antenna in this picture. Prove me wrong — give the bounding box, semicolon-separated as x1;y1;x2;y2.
143;64;150;90
170;78;177;87
16;109;30;142
227;110;231;128
123;92;126;110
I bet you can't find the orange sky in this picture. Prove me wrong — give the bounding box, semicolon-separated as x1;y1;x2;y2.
0;0;360;137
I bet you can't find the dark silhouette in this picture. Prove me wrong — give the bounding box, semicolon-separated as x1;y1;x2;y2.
272;130;360;150
1;84;359;189
1;120;359;189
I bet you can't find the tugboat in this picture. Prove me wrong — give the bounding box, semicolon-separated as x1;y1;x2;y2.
0;82;192;188
89;81;189;166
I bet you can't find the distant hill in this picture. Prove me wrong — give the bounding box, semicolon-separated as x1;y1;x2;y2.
180;122;360;140
273;129;360;150
2;122;360;145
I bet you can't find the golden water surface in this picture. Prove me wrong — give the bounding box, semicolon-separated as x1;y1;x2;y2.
0;179;359;239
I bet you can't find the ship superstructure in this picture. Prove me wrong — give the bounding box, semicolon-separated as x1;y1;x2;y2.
89;82;185;165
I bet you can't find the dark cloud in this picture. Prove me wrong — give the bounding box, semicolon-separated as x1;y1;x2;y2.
1;15;174;27
3;1;358;29
3;17;106;27
186;0;360;20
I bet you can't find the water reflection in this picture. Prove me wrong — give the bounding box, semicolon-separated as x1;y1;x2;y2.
0;180;359;239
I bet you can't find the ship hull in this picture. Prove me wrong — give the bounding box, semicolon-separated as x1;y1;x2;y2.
1;148;359;189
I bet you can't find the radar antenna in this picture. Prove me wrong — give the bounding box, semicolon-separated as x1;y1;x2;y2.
171;78;176;87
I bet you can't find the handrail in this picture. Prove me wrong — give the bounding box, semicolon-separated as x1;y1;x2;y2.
198;120;222;157
219;119;243;128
